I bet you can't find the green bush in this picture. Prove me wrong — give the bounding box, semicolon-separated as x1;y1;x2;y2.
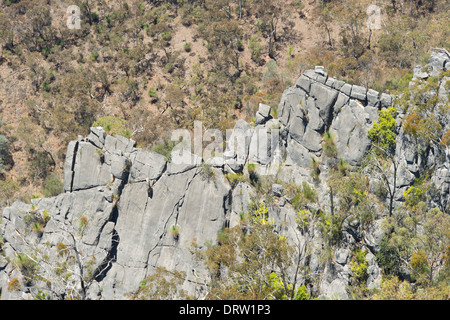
92;116;131;138
147;87;157;98
183;42;191;52
225;172;245;188
301;181;317;202
90;48;99;62
368;107;397;150
350;249;369;283
0;134;12;173
43;174;64;197
376;236;401;277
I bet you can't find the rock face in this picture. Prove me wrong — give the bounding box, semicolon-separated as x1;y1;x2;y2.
1;52;448;300
279;67;383;167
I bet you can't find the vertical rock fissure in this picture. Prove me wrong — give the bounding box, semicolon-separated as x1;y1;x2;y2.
69;141;79;193
145;169;199;266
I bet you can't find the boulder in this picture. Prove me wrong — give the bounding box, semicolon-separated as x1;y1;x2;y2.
255;103;272;125
87;127;106;149
224;120;253;172
129;150;166;182
310;82;338;126
380;93;393;108
366;89;380;107
72;141;112;190
363;219;386;253
272;184;284;197
330;100;373;166
429;50;449;76
278;86;307;127
350;85;367;102
340;83;352;96
296;75;311;93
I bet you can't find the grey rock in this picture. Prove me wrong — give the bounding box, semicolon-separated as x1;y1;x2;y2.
302;69;317;80
335;247;351;265
366;89;380;107
340;83;352;96
230;182;253;228
248;126;275;165
380;93;393;108
315;65;326;76
333;80;346;91
224;119;253;169
255;112;266;125
287;111;306;144
110;152;130;180
278;87;306;127
255;103;272;125
87;127;106;149
304;97;323;132
272;184;284;197
363;219;386;252
310;82;338;126
325;77;336;88
286;137;315;168
330;100;373;166
429;50;449;76
366;251;382;290
72;142;112;190
296;75;311;93
258;103;272;118
319;265;350;300
64;140;78;192
301;127;323;153
129;150;166;182
413;65;429;80
333;92;350;115
350;85;367;102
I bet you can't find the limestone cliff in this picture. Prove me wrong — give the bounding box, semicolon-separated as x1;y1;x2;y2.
0;51;448;300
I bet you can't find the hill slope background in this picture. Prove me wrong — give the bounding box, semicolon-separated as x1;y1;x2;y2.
0;0;448;205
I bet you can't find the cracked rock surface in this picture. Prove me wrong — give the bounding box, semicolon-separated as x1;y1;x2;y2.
1;54;448;299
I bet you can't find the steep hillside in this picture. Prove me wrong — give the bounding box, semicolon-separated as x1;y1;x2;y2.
0;50;448;299
0;0;449;211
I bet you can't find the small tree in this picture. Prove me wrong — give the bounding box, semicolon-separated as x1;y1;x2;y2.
367;107;399;217
0;134;12;174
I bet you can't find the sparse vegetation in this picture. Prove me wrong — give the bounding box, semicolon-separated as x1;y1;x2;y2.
0;0;448;301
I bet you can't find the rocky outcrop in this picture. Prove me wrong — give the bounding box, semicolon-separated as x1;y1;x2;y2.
1;52;448;300
279;66;386;168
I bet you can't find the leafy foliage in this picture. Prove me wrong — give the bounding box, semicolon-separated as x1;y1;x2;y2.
368;107;397;151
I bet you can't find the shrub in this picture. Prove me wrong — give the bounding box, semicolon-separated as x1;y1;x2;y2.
368;107;397;151
169;225;180;239
151;140;176;162
8;278;20;292
92;116;130;138
183;42;191;52
43;174;64;197
248;36;263;61
0;134;12;173
350;249;369;283
440;129;450;147
147;87;158;99
199;162;215;181
376;236;401;277
90;48;99;62
301;182;316;202
410;250;429;276
225;172;244;188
